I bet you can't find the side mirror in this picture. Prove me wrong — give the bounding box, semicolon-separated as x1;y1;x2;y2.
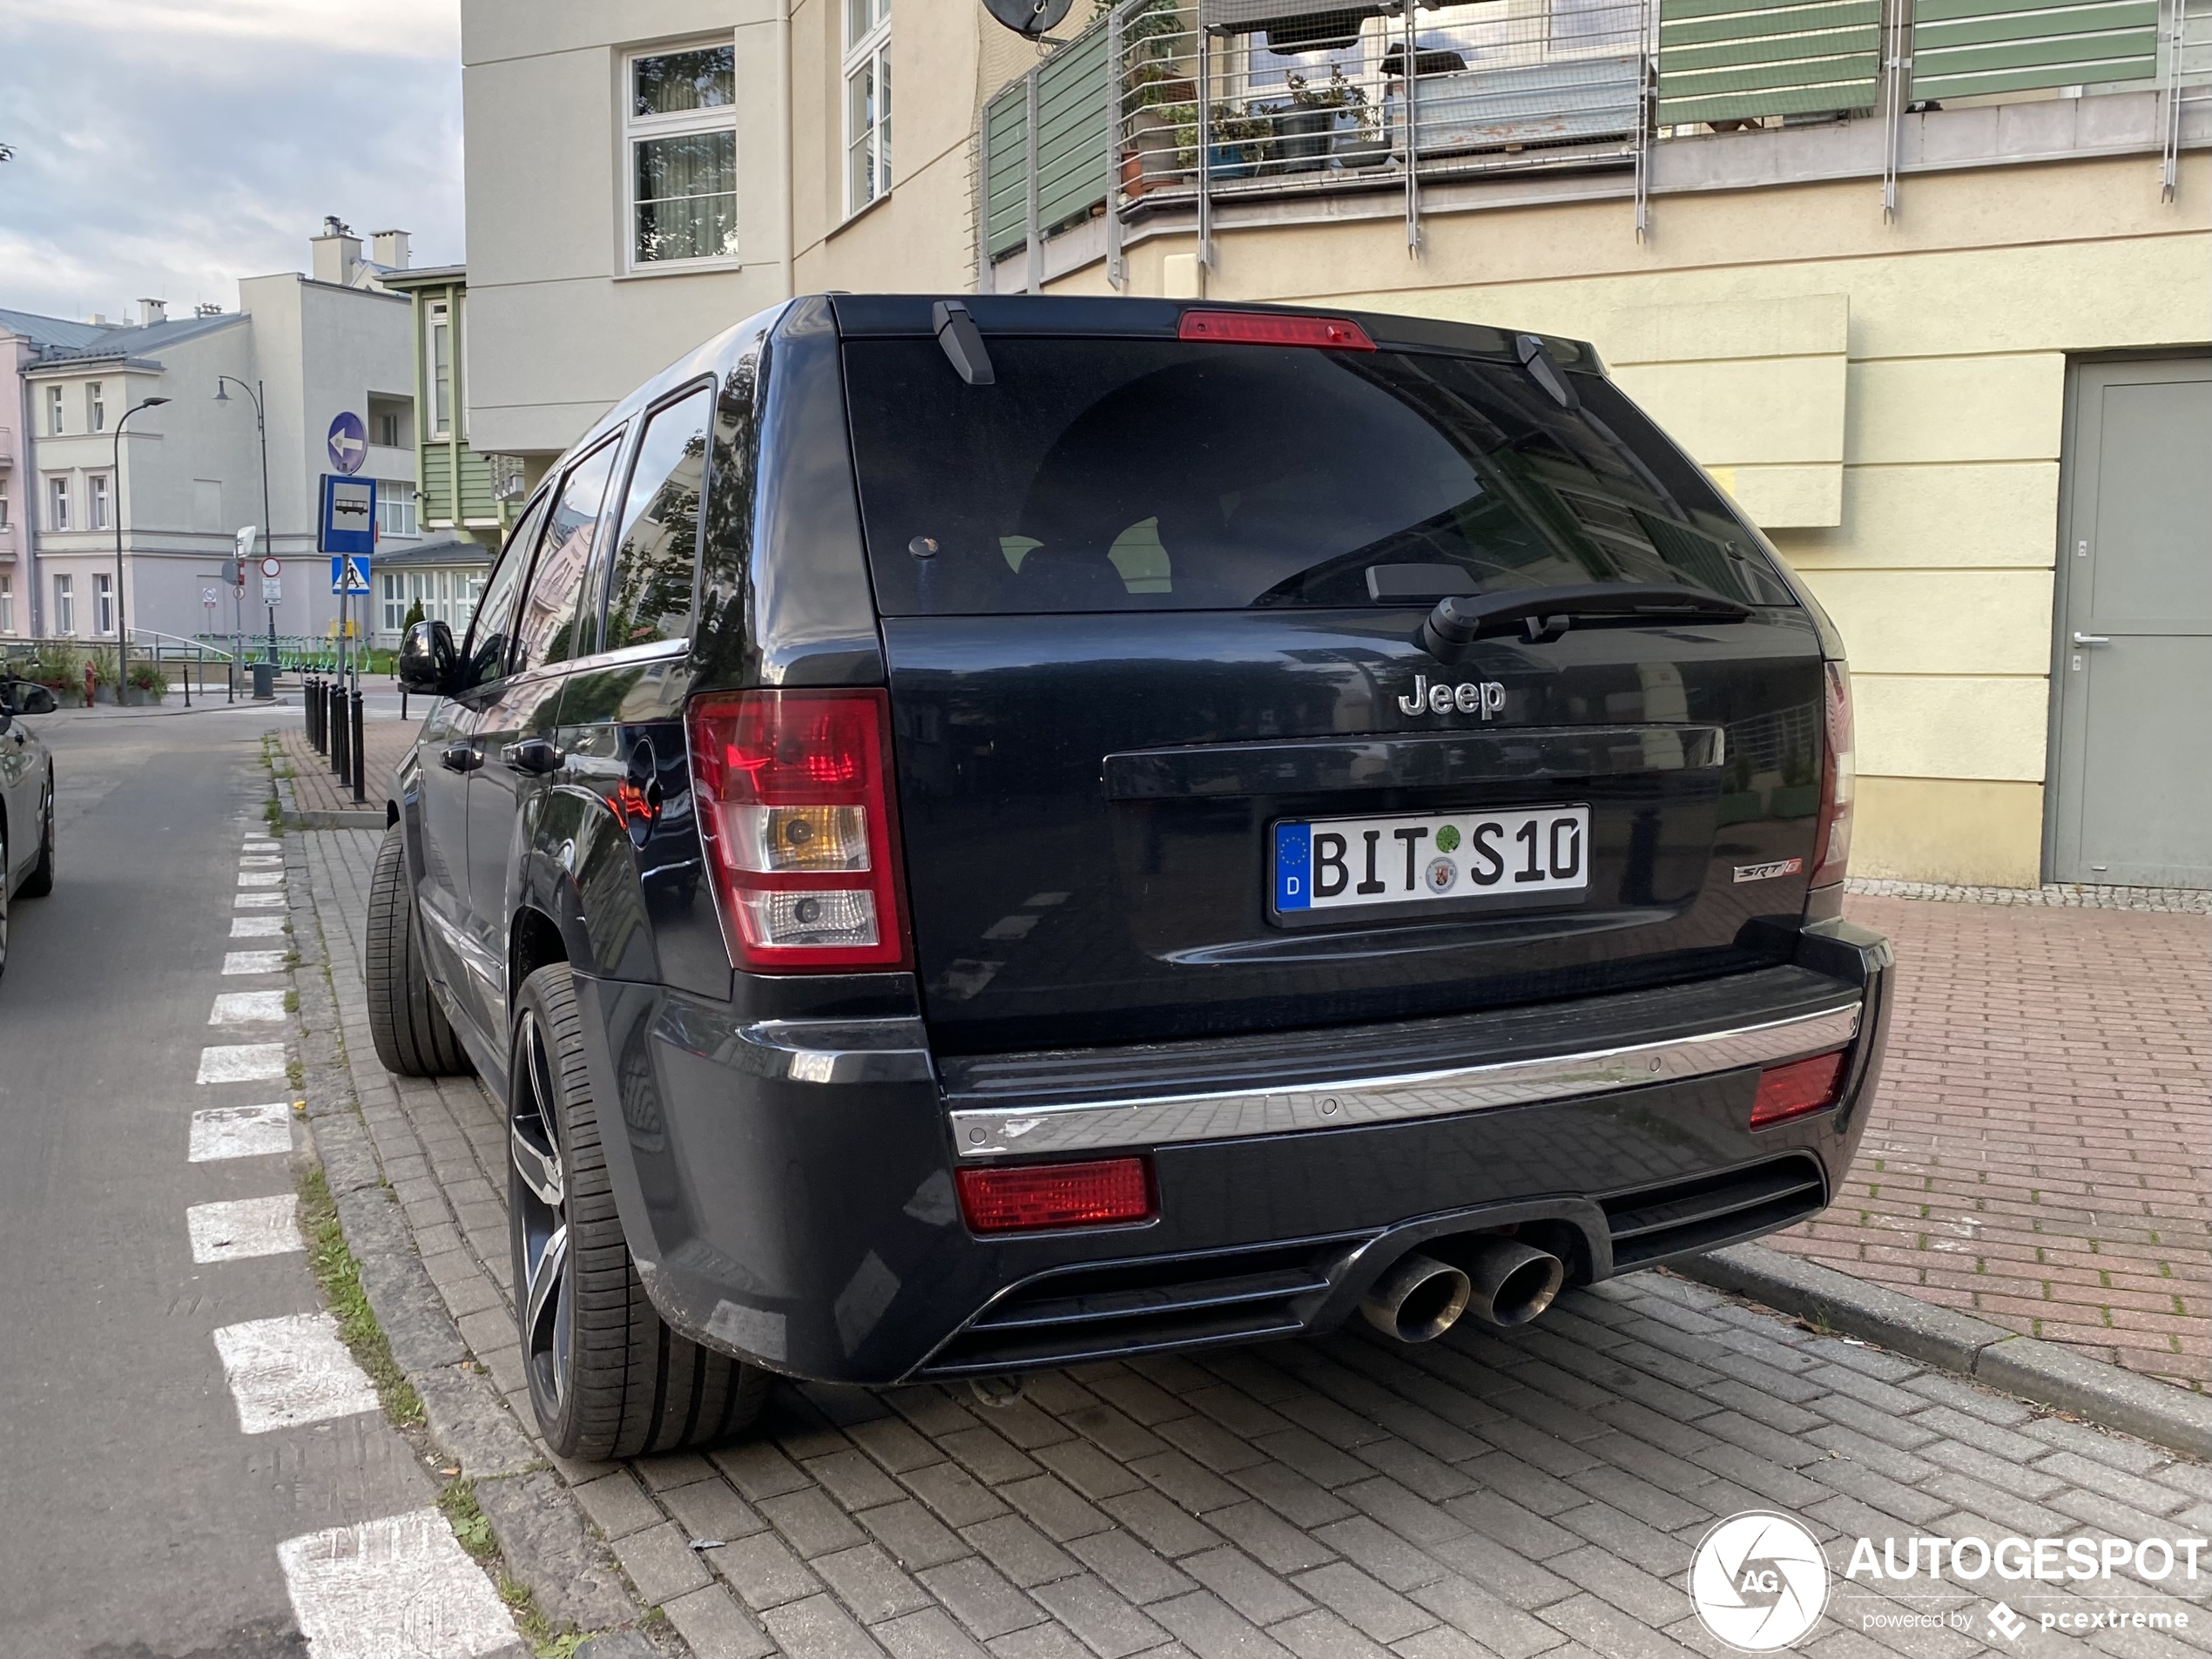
399;619;459;695
16;685;57;717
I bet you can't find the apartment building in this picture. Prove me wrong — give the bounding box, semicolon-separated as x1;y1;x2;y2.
456;0;2209;888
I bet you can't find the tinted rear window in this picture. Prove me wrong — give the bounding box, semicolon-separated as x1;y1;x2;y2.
844;337;1796;617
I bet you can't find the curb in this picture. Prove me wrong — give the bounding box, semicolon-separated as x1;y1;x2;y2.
276;803;651;1641
1683;1244;2212;1461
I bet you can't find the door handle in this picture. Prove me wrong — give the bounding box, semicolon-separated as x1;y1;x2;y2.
441;742;483;772
502;738;563;775
2071;631;2111;646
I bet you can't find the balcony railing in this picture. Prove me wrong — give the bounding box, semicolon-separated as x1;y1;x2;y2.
979;0;2210;286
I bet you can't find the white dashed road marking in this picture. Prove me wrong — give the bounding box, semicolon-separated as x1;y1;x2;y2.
188;1195;303;1263
238;871;285;888
277;1509;519;1659
236;892;287;909
223;950;289;975
198;1044;289;1084
210;990;288;1024
212;1313;380;1434
240;857;284;869
190;1103;294;1162
232;914;287;937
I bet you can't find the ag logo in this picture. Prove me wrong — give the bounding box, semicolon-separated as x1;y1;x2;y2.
1688;1512;1829;1651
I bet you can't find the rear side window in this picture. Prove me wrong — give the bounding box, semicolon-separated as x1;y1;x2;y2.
461;491;549;688
844;338;1795;616
604;384;711;651
512;434;623;675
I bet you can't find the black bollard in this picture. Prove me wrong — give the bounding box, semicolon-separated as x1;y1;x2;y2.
350;688;366;804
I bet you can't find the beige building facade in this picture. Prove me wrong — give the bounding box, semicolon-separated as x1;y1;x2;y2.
457;0;2210;887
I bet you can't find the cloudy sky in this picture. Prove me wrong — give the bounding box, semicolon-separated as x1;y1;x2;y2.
0;0;464;326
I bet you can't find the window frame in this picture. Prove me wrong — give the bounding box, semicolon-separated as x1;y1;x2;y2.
53;574;74;637
88;381;105;434
0;574;12;634
596;375;717;657
94;571;115;637
511;428;628;676
843;0;892;219
377;484;420;538
48;475;69;532
46;386;63;436
427;301;454;440
623;40;741;273
89;472;111;531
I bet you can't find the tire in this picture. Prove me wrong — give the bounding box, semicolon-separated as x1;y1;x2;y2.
509;962;769;1459
17;772;54;899
366;825;469;1077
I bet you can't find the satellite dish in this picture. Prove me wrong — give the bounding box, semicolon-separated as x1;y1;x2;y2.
982;0;1076;38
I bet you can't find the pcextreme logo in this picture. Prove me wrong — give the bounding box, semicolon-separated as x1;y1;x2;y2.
1689;1512;1831;1651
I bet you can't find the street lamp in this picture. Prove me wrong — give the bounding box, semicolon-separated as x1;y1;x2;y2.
215;375;274;664
112;396;170;707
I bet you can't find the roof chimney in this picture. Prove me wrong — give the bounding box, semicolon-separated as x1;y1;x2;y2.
138;298;168;326
370;229;411;271
312;217;361;287
85;313;108;326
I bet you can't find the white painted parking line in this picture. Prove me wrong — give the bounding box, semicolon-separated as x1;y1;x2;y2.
198;1044;288;1084
190;1103;294;1162
232;914;288;937
188;1195;303;1263
236;892;287;909
210;990;288;1024
212;1312;380;1433
238;871;285;888
277;1509;518;1659
224;950;288;975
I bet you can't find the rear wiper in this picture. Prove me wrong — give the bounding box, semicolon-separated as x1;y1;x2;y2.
1420;582;1752;659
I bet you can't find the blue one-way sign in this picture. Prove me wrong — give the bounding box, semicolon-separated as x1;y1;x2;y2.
330;556;371;595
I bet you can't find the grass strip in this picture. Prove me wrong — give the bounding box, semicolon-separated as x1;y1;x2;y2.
298;1163;425;1427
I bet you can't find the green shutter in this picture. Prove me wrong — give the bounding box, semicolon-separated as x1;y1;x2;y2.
1659;0;1883;125
985;83;1030;262
1911;0;2157;99
1035;25;1113;239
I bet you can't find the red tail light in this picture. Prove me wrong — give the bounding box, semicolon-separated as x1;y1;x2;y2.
686;689;911;972
1810;659;1855;889
956;1158;1155;1233
1178;310;1375;351
1750;1050;1849;1127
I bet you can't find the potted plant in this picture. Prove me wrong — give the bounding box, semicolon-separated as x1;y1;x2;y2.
1273;66;1369;172
1121;0;1194;196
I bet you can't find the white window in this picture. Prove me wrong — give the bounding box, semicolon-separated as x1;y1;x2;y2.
46;386;63;436
381;571;407;633
89;381;105;434
377;484;419;537
0;488;10;530
90;473;111;531
95;572;114;636
48;476;69;532
427;302;454;438
53;574;73;636
0;576;13;634
845;0;892;216
626;44;738;266
378;411;401;448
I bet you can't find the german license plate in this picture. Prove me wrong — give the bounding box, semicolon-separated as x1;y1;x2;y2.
1274;805;1591;914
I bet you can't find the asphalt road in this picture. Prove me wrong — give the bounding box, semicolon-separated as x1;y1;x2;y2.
0;706;433;1657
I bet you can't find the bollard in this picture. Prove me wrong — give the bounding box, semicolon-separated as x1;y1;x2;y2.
329;681;349;780
350;688;366;804
310;674;323;751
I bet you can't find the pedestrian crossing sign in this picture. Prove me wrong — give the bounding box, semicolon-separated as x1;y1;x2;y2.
329;556;370;595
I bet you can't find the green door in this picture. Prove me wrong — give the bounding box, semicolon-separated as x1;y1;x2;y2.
2050;359;2212;887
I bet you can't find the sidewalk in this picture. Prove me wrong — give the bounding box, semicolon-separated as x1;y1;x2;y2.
288;818;2212;1657
1770;894;2212;1390
277;718;421;819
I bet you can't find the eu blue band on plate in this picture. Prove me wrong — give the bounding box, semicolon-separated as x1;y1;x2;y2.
1275;821;1311;911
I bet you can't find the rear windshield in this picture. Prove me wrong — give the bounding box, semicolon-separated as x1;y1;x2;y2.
843;337;1797;617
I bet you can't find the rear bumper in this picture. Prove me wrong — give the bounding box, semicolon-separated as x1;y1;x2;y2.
576;917;1892;1386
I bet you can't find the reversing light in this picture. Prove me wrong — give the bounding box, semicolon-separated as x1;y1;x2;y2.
1750;1050;1849;1128
1178;310;1376;351
956;1157;1156;1233
686;689;911;972
1810;659;1855;889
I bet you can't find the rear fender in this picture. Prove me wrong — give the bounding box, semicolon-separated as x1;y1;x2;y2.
515;782;630;993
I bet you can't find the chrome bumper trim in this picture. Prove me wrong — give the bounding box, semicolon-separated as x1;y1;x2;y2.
948;1002;1861;1158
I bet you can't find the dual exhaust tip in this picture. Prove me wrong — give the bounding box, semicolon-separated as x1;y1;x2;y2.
1359;1238;1566;1344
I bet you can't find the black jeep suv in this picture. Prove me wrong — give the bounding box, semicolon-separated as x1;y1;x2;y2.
373;294;1892;1460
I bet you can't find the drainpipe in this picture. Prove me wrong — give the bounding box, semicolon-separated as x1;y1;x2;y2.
779;0;795;300
18;356;39;637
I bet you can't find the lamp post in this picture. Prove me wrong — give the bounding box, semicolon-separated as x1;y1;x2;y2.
112;396;170;706
214;376;273;664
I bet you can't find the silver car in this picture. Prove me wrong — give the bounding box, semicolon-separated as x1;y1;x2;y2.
0;677;57;981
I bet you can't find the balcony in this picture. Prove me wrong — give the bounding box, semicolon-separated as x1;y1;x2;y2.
978;0;2211;289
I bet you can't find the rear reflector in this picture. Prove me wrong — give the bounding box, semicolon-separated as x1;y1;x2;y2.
957;1157;1155;1233
1178;310;1375;351
1750;1050;1849;1128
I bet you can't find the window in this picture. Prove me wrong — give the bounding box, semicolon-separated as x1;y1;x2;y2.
377;485;419;537
0;488;10;529
89;382;105;434
627;44;738;266
428;302;454;438
48;476;69;532
605;385;711;651
46;387;63;436
381;572;408;634
0;576;12;634
90;473;111;531
461;495;550;687
53;574;73;636
512;435;623;674
378;413;399;447
845;0;892;215
95;572;114;636
369;392;411;451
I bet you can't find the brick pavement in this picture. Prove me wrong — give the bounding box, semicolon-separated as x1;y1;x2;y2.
277;718;421;818
296;825;2212;1658
1770;896;2212;1391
